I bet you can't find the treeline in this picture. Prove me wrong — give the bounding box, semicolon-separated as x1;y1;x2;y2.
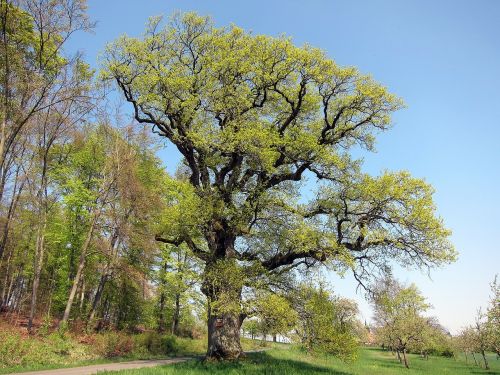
0;0;201;337
371;275;500;369
242;283;366;361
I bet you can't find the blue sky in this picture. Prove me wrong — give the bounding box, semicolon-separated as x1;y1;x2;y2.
68;0;500;333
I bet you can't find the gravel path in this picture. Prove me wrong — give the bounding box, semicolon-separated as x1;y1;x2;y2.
6;357;193;375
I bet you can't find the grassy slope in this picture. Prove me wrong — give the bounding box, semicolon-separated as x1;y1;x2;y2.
101;347;500;375
0;335;273;374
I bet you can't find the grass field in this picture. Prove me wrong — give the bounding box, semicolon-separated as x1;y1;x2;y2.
101;346;500;375
0;333;271;374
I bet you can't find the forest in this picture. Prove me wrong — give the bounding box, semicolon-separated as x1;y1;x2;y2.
0;1;498;374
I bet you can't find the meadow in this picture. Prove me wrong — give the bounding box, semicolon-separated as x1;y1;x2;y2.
100;346;500;375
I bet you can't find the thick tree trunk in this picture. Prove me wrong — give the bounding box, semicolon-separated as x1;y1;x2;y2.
206;308;243;359
202;230;244;360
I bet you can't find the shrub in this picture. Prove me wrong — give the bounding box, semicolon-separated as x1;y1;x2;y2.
133;332;179;355
161;335;179;355
0;330;96;369
0;332;29;367
93;332;134;358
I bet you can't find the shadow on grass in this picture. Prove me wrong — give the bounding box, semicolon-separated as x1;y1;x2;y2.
163;351;352;375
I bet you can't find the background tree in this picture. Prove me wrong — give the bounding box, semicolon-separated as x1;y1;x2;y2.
103;12;456;359
155;244;200;336
473;309;490;370
486;275;499;358
0;0;94;332
0;0;93;206
456;327;481;366
242;319;259;340
371;278;430;368
408;317;452;359
290;283;360;361
253;292;297;344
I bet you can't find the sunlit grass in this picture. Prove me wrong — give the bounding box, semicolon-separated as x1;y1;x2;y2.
101;346;500;375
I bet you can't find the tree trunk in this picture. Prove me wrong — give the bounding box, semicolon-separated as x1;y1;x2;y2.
273;334;277;342
28;219;46;334
396;350;402;363
402;348;409;368
88;229;119;328
201;230;245;360
87;273;108;325
206;307;243;359
481;350;489;370
171;293;180;336
0;246;13;309
472;352;478;366
60;211;98;326
157;291;166;333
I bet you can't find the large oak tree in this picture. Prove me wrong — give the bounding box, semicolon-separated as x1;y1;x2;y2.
103;13;456;359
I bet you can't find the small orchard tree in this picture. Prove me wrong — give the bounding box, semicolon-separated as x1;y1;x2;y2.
372;279;430;368
242;319;259;340
473;309;490;370
102;13;456;359
457;327;480;366
254;292;297;344
291;283;360;361
486;275;500;357
409;317;452;359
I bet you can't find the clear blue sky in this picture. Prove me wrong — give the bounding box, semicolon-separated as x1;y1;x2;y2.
68;0;500;334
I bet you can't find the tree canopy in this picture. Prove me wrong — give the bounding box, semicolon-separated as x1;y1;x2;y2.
102;12;456;359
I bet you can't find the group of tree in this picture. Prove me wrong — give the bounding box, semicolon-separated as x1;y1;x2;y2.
242;281;367;361
372;275;500;370
455;276;499;370
0;0;201;338
371;276;453;368
0;2;458;361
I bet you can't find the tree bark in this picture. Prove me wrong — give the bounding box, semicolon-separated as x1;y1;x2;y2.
157;291;166;333
481;350;489;370
202;230;244;360
171;293;180;336
206;307;243;359
28;219;46;334
402;348;409;368
60;211;98;326
87;273;108;324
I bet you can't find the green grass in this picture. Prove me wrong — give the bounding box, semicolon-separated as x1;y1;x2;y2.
0;333;207;374
100;346;500;375
0;333;280;374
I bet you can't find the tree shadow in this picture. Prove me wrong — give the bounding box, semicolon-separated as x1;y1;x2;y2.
167;351;353;374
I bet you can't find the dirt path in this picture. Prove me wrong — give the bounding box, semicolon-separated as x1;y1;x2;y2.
5;357;193;375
